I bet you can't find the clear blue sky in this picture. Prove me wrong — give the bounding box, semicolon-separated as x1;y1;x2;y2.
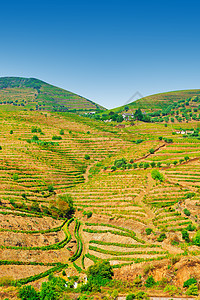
1;0;200;109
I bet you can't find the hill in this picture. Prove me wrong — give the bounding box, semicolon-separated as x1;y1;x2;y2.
95;89;200;124
112;89;200;111
0;101;200;298
0;77;105;112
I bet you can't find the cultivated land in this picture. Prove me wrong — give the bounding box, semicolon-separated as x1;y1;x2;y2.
0;81;200;299
0;77;105;112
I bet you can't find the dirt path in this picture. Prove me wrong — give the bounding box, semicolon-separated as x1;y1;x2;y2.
83;162;96;183
134;143;166;163
134;172;155;227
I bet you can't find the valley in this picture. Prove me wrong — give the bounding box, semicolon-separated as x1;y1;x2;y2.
0;78;200;299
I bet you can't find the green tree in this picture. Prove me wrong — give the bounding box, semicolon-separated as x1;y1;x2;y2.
48;184;54;193
145;228;153;235
145;275;156;287
19;285;40;300
32;135;39;141
182;229;190;243
183;278;197;288
151;169;164;182
56;194;75;218
84;154;90;160
87;261;113;288
150;162;156;168
143;162;149;169
149;148;155;154
183;208;191;216
40;275;66;300
157;233;166;242
60;129;64;135
134;108;143;121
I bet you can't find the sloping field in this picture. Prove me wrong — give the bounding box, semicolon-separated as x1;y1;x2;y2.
0;77;105;112
114;89;200;111
0;107;200;290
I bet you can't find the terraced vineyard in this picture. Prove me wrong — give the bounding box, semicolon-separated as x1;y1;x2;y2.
1;103;200;298
0;77;105;112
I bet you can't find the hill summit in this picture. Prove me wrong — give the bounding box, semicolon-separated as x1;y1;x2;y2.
0;77;105;112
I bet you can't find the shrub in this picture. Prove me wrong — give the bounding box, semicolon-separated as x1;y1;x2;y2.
87;261;113;288
186;224;196;231
185;192;195;199
126;294;135;300
31;202;41;212
145;228;153;235
164;138;173;143
193;230;200;246
145;275;156;287
133;276;142;287
151;169;164;182
158;136;163;140
32;135;39;141
52;135;62;140
186;284;198;296
139;162;143;168
22;193;26;199
40;275;67;300
114;158;127;169
150;162;156;168
0;276;14;286
111;166;116;171
135;291;148;299
56;194;75;218
10;130;13;134
0;146;2;150
85;154;90;160
12;173;19;181
182;229;190;242
183;278;197;288
60;129;64;135
19;285;40;300
184;208;191;216
48;184;54;193
133;163;137;169
149;148;155;154
157;233;166;242
143;162;150;169
184;156;189;161
31;126;42;133
164;284;180;296
83;211;93;218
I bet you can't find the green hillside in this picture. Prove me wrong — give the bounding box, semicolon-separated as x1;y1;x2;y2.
113;89;200;112
95;89;200;124
0;77;105;112
0;108;200;298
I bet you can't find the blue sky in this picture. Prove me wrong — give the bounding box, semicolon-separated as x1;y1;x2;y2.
1;0;200;109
